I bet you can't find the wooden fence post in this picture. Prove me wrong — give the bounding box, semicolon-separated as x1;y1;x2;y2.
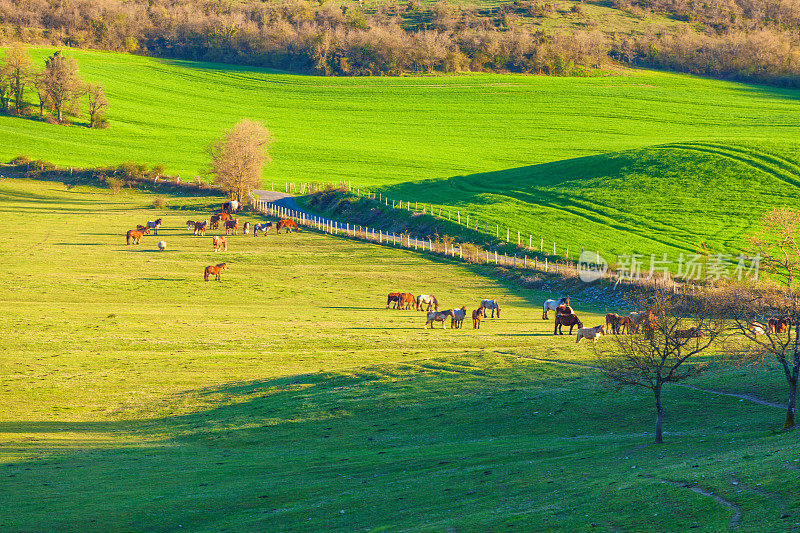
540;238;543;252
506;228;510;242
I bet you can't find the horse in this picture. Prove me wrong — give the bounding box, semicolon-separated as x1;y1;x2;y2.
194;220;208;236
242;221;251;235
136;224;148;232
674;326;704;338
253;222;273;236
749;322;766;336
617;316;632;334
157;240;167;251
472;306;486;329
387;292;402;309
605;313;627;335
576;325;605;343
768;317;793;334
222;200;240;213
126;227;149;245
186;220;196;232
417;294;439;312
212;236;227;252
225;218;239;235
480;299;501;318
450;306;467;329
277;219;300;234
146;218;162;235
424;310;455;329
204;263;227;281
543;297;570;319
399;293;416;310
554;313;582;335
630;310;657;336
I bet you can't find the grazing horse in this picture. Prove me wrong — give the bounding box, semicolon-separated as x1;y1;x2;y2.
399;293;416;310
543;297;570;319
480;299;501;318
424;310;455;329
225;218;239;235
136;224;148;232
417;294;439;312
472;306;486;329
554;313;582;335
749;322;766;336
450;306;467;329
577;325;605;343
617;316;632;334
126;227;149;245
204;263;227;281
243;221;251;235
146;218;162;235
768;317;793;334
222;200;240;213
629;310;658;338
674;326;704;338
194;220;208;236
186;220;196;231
209;214;221;230
387;292;402;309
277;219;300;234
212;236;227;252
605;313;626;335
253;222;273;236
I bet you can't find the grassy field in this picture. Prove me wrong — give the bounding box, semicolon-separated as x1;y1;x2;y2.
1;178;798;531
3;47;800;263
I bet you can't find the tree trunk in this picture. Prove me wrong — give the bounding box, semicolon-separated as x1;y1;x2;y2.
654;385;664;444
785;377;797;430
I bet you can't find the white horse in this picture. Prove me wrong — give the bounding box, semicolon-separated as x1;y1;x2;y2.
424;310;454;329
481;299;501;318
417;294;439;312
542;297;569;320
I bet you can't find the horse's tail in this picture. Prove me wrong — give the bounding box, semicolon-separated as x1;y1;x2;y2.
126;231;131;245
204;267;209;281
432;295;439;310
416;295;422;310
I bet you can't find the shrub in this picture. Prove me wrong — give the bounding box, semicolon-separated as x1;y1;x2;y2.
106;177;124;194
152;197;167;208
11;154;31;166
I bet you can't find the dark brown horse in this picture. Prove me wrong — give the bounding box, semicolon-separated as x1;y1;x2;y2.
204;263;227;281
769;317;793;334
387;292;402;309
126;227;149;245
242;221;251;235
194;220;208;236
225;218;239;235
277;219;300;234
554;313;582;335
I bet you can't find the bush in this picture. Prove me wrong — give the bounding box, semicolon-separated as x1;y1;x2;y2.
11;154;31;166
152;197;167;208
106;177;124;194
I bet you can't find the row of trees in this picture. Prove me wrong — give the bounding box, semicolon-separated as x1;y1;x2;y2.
1;0;799;84
598;208;800;444
0;45;107;125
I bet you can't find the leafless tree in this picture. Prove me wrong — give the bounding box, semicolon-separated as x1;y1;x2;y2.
41;51;86;123
596;290;726;444
0;73;9;114
1;43;34;115
721;208;800;430
209;119;273;203
86;82;108;128
33;70;48;119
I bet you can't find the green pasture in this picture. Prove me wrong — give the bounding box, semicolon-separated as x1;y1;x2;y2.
0;178;798;531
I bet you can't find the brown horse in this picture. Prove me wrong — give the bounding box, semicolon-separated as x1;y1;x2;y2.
554;313;582;335
768;317;793;334
387;292;402;309
674;326;704;338
277;219;300;234
242;221;251;235
212;236;227;252
194;220;208;236
606;313;631;334
126;227;149;245
204;263;227;281
472;306;486;329
399;293;416;310
225;218;239;235
630;310;658;337
424;310;455;329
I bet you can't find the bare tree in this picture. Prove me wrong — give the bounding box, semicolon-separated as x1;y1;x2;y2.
209;119;273;203
596;291;726;444
33;70;48;119
86;82;108;128
41;51;86;123
0;73;9;114
2;43;34;115
722;208;800;430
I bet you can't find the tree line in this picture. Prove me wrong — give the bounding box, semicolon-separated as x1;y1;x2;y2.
0;45;107;126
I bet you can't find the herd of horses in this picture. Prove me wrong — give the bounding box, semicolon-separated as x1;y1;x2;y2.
385;293;500;329
123;201;301;281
